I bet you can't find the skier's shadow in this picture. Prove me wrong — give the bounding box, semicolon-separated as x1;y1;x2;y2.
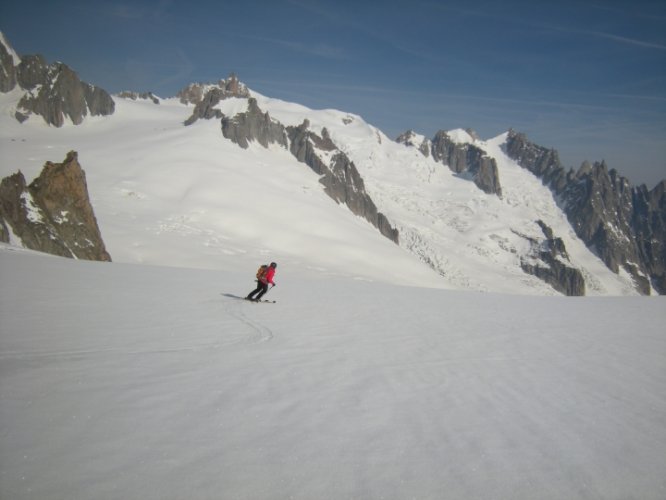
221;293;246;300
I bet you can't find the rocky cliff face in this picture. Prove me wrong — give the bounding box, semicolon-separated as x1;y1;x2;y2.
0;152;111;262
396;130;431;158
397;130;503;197
287;121;399;243
517;220;586;296
221;98;288;148
180;74;251;125
221;100;400;244
117;91;160;104
0;32;19;92
504;130;665;294
0;33;115;126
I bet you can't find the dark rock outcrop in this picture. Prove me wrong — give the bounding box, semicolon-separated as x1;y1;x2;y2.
431;131;502;197
287;121;399;243
180;74;251;125
0;34;115;126
221;101;400;244
396;130;431;158
117;91;160;104
517;220;585;296
504;130;664;295
0;33;18;92
0;152;111;261
397;129;502;197
221;98;288;149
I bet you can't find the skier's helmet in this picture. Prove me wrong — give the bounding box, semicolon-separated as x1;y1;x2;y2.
270;262;277;268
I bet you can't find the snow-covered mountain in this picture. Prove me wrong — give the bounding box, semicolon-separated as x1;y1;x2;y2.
1;32;663;295
2;31;666;500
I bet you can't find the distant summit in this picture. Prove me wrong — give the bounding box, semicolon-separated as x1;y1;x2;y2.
1;31;663;296
504;130;666;294
0;31;115;126
116;91;161;105
397;128;502;197
179;73;251;125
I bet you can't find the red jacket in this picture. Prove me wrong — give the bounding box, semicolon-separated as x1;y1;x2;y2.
262;266;276;285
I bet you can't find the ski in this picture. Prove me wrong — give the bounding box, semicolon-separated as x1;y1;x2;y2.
242;297;276;304
220;294;276;303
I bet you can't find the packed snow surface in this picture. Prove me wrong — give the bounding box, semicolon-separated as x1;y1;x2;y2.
1;248;665;499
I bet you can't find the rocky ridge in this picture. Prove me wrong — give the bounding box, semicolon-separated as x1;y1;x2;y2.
0;152;111;262
117;91;161;104
517;220;586;296
180;74;251;125
397;129;502;197
2;31;662;295
0;33;114;126
504;130;665;294
221;99;400;243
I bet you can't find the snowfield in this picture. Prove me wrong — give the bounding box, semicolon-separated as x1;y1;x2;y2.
1;248;665;499
0;89;641;295
1;84;665;499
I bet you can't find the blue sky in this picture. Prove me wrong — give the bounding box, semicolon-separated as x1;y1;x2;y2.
2;0;665;187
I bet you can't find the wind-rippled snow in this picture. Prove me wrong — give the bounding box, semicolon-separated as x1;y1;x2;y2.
1;248;665;499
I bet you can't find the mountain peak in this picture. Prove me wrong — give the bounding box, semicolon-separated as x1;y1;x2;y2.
176;73;250;106
0;31;20;91
0;32;114;126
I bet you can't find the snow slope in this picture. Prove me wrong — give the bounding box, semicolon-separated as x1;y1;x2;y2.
0;93;443;288
1;247;665;499
250;93;638;295
0;87;639;295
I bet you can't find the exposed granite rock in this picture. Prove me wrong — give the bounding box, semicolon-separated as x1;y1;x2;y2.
430;131;502;197
397;129;502;196
184;88;226;125
1;31;115;127
0;32;19;92
287;122;399;243
0;215;8;242
177;74;249;105
1;33;115;126
0;152;111;261
221;98;288;149
517;220;585;296
117;91;160;104
327;151;399;243
287;120;399;243
632;180;666;293
180;73;251;125
287;119;336;170
396;130;431;157
222;101;400;244
465;128;481;141
504;130;664;295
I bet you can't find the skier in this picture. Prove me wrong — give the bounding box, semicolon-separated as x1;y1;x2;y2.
246;262;277;302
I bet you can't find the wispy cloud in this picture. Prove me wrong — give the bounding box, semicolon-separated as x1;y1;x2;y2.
153;47;195;89
238;34;349;60
422;1;666;52
557;27;666;51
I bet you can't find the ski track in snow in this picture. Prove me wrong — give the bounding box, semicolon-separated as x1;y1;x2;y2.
1;251;665;500
220;294;274;344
